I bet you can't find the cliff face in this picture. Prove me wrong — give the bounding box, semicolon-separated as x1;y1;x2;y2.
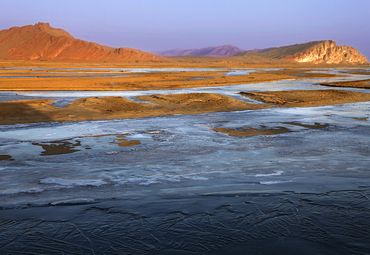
293;40;368;64
239;40;368;64
0;22;160;62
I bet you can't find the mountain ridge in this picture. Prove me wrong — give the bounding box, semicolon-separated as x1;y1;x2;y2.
0;23;367;64
237;40;368;64
0;22;160;62
159;40;368;64
159;45;244;57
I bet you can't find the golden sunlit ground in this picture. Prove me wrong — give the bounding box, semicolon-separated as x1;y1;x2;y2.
0;60;369;125
0;60;341;91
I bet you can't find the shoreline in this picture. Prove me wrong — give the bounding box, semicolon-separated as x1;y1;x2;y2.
0;68;338;91
320;79;370;89
1;90;370;125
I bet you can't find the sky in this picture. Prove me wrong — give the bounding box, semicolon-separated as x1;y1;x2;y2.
1;0;370;57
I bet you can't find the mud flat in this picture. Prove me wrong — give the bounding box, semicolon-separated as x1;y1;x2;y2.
32;140;81;156
116;135;141;147
320;79;370;89
3;90;370;125
214;126;291;137
282;122;329;129
341;69;370;75
0;66;341;91
0;155;13;161
257;68;339;78
214;121;329;137
241;90;370;107
352;117;369;121
0;93;265;125
0;70;293;91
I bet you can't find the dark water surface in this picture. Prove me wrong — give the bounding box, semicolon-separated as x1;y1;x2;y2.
0;189;370;254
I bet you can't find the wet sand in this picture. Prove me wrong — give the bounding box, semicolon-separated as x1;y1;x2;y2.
0;66;341;91
0;155;13;161
259;68;339;78
0;70;293;91
342;70;370;75
32;140;81;156
320;79;370;89
214;121;330;137
241;90;370;107
116;135;141;147
352;117;369;121
0;93;265;125
282;122;329;129
214;126;291;137
2;90;370;125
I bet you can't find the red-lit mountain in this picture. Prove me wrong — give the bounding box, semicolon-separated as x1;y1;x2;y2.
0;22;160;62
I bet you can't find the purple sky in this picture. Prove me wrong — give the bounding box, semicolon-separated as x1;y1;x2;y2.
1;0;370;57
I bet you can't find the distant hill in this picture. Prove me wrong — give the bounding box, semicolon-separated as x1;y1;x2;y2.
159;45;243;57
159;40;367;64
0;22;160;62
237;40;368;64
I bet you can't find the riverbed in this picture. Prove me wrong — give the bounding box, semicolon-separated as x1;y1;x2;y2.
0;67;370;254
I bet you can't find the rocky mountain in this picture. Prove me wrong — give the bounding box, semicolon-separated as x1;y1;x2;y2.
0;22;160;62
238;40;368;64
0;23;366;65
160;45;243;57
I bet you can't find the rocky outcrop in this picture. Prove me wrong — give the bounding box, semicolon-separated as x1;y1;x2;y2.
160;45;243;57
0;22;160;62
292;40;368;64
239;40;368;64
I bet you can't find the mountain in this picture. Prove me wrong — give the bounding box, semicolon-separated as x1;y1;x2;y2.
159;45;243;57
238;40;368;64
0;24;366;64
0;22;160;62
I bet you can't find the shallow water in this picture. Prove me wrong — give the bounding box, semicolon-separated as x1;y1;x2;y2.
1;68;370;254
1;102;370;206
1;68;369;104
